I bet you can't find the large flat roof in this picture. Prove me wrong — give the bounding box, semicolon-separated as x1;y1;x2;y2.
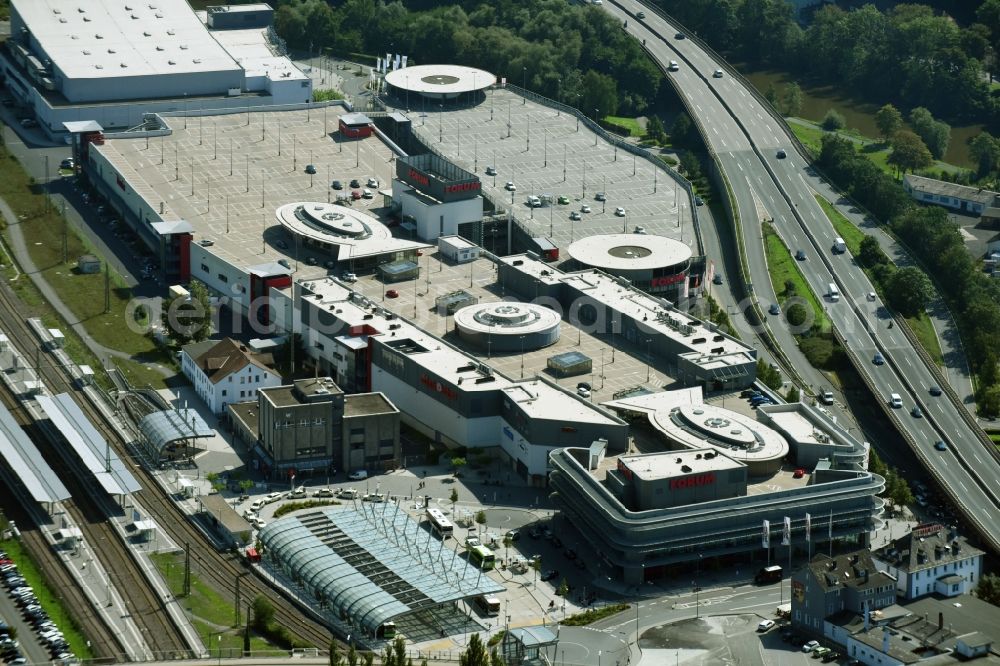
209;28;307;82
568;233;692;271
97;107;407;275
619;449;744;480
14;0;241;81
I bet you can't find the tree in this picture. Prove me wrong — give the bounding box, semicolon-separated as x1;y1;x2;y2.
670;112;696;149
764;83;779;108
646;115;666;144
330;641;344;666
679;151;702;181
785;386;800;402
347;645;357;666
162;279;212;345
875;104;904;142
976;572;1000;606
502;534;513;566
557;577;569;596
206;472;226;493
786;303;807;328
821;109;846;131
580;69;618;119
381;637;407;666
909;107;950;159
978;383;1000;418
756;358;782;390
362;652;374;666
888;131;933;175
858;235;887;267
460;634;491;666
490;647;506;666
885;267;933;317
450;488;459;512
251;595;274;633
451;456;467;476
783;279;797;296
475;510;487;532
782;82;802;116
968;132;1000;177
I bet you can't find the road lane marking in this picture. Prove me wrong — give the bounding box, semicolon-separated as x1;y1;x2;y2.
730;601;778;611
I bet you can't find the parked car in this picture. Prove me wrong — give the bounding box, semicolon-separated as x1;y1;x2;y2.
802;640;820;652
348;470;369;480
314;488;335;498
615;206;626;216
595;192;607;201
386;289;399;299
264;492;284;503
793;468;806;479
349;179;361;188
569;211;581;221
757;620;775;632
331;180;343;190
485;166;497;176
505;181;517;191
304;164;316;174
540;570;559;582
367;177;379;188
60;158;74;169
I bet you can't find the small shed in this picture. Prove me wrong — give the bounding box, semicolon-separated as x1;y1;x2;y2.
198;494;252;546
379;260;419;283
177;477;195;498
435;290;478;315
77;255;101;274
438;235;480;264
76;364;95;387
47;329;65;350
547;350;592;377
501;626;558;666
131;519;156;543
53;527;83;548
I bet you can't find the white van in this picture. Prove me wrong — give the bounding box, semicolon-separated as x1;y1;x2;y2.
828;283;840;302
832;237;847;253
668;60;679;72
889;393;903;408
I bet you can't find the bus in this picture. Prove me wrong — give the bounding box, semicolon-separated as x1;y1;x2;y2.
474;595;501;617
468;545;496;571
755;565;783;585
426;507;454;539
377;622;396;639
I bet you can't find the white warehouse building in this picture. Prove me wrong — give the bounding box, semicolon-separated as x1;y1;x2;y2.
1;0;311;135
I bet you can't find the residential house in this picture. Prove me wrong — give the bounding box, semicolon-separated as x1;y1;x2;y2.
181;338;281;415
872;523;983;601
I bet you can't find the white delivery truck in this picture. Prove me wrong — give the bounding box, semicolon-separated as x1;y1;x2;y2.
828;283;840;302
832;237;847;253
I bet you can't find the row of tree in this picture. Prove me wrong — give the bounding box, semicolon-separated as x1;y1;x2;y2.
326;633;503;666
818;133;1000;416
655;0;999;126
272;0;662;116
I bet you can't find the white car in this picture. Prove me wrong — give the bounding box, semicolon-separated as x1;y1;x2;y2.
264;491;284;504
367;177;379;188
242;509;257;521
581;204;591;213
802;640;820;653
569;211;582;221
348;470;368;480
314;488;335;498
289;486;307;499
485;166;497;176
251;517;266;530
337;488;360;499
615;207;626;217
505;181;517;191
757;619;775;632
249;500;266;512
362;188;373;199
713;69;724;78
668;60;679;72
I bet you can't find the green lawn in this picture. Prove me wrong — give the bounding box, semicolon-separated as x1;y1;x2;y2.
762;223;830;332
0;144;172;389
149;552;279;652
603;115;644;137
562;603;630;626
814;195;866;255
0;539;93;659
988;432;1000;444
904;313;945;367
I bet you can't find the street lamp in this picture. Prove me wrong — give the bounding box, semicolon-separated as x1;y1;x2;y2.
522;66;527;103
645;338;652;382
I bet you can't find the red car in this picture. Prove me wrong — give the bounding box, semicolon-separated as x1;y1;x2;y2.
386;289;399;298
351;190;362;200
793;468;806;479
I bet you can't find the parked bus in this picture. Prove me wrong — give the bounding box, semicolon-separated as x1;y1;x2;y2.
755;565;783;585
468;545;496;571
474;595;501;617
377;622;396;639
426;507;454;539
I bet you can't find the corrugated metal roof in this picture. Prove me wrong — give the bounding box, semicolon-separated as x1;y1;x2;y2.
138;409;213;451
36;393;140;496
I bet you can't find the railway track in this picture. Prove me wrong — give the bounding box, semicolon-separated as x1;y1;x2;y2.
0;282;335;650
0;284;190;659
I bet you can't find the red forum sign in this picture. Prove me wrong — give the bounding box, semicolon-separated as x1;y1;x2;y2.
670;472;716;490
651;273;686;288
445;181;481;194
420;374;458;400
408;168;430;187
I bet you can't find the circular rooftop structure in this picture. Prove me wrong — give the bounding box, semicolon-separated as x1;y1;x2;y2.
384;64;496;100
454;302;561;352
568;233;693;273
274;202;420;262
649;402;789;476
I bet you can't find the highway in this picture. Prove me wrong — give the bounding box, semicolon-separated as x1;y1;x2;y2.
605;0;1000;552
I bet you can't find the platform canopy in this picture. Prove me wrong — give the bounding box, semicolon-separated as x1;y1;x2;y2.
138;409;214;454
36;393;140;496
0;402;70;504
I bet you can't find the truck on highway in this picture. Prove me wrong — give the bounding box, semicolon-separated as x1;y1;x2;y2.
832;237;846;253
827;283;840;302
